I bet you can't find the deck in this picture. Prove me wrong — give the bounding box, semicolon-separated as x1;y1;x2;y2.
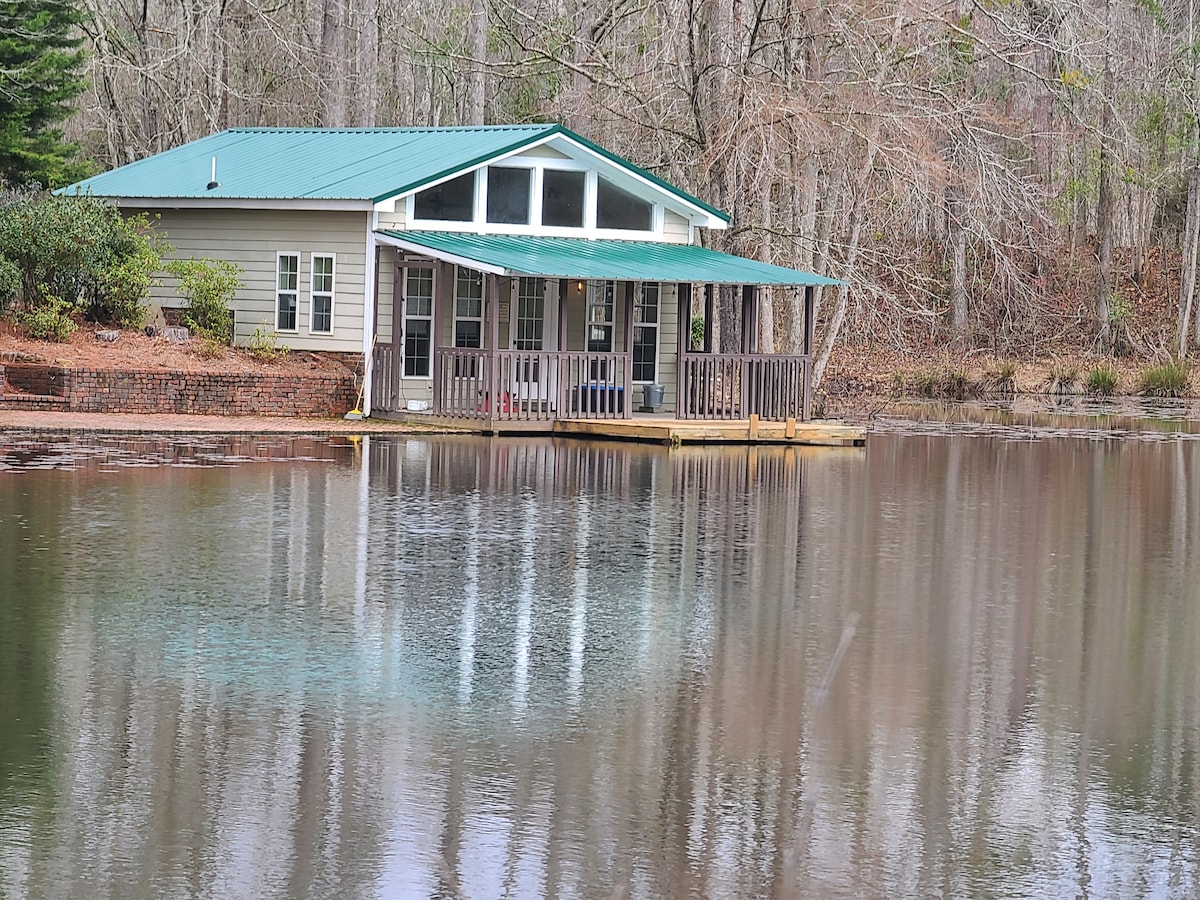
376;411;866;446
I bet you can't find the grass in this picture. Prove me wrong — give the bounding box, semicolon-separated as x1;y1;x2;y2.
1139;360;1190;397
1085;365;1118;396
1043;363;1079;395
982;359;1017;395
896;367;979;401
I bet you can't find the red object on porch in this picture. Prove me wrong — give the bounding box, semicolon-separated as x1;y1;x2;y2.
478;391;512;413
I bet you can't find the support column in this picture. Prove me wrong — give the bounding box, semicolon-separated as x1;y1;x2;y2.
557;278;569;351
676;282;691;419
432;261;450;411
487;273;501;428
703;284;714;353
392;259;405;411
741;285;757;354
803;284;815;421
623;282;635;417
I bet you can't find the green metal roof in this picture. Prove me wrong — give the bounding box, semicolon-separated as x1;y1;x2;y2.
63;126;556;201
379;231;842;286
59;125;729;221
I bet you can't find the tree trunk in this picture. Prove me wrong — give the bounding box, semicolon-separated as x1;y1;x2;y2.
318;0;347;127
466;0;487;124
1178;167;1199;357
1095;139;1113;346
355;0;380;126
947;183;968;334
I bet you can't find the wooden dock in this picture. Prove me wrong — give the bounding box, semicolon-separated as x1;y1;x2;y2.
387;412;865;446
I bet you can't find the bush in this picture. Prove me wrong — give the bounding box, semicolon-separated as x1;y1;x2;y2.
1085;366;1118;396
17;293;76;341
165;257;241;343
249;324;290;362
0;189;169;325
691;314;705;350
0;256;18;316
1140;361;1190;397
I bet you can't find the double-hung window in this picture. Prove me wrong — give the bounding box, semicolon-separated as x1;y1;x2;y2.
403;267;433;377
586;281;615;381
587;281;615;353
454;268;483;348
310;254;334;333
276;253;299;332
632;283;659;382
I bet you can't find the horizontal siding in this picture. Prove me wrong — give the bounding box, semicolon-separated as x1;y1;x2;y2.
658;283;678;409
376;245;395;343
515;145;571;160
140;207;370;354
377;206;406;231
663;210;691;245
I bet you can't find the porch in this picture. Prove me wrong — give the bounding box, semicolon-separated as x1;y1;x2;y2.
367;232;842;426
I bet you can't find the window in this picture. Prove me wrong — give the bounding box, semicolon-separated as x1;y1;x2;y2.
587;281;615;353
542;169;585;228
597;178;653;231
310;254;334;333
403;267;433;377
414;171;476;221
514;278;545;350
454;268;483;348
486;167;531;225
276;253;298;331
633;283;659;382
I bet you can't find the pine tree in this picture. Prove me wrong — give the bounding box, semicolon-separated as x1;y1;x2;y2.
0;0;88;187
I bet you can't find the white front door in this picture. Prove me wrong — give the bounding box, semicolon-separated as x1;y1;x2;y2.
509;277;558;402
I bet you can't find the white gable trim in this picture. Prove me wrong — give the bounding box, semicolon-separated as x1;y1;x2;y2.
384;132;727;230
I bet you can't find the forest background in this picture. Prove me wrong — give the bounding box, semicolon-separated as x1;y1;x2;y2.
8;0;1200;401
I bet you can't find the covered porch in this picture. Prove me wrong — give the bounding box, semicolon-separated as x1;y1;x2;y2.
368;232;840;426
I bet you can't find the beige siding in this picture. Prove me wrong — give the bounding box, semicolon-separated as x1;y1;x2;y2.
376;246;396;343
514;145;571;160
663;210;691;245
376;206;406;231
142;207;371;353
658;282;679;409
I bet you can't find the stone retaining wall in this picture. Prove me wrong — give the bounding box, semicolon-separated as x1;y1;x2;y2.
0;364;357;418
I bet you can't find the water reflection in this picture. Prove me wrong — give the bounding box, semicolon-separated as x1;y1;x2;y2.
1;432;1199;897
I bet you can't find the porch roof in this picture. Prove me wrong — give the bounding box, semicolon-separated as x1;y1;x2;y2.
376;231;843;287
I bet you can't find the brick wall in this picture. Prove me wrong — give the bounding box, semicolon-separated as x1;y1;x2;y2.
0;364;357;417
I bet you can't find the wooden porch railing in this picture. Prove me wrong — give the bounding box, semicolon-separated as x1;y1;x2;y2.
371;343;399;411
432;348;632;421
679;353;811;421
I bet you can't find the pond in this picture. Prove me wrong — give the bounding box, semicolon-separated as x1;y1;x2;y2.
1;429;1198;898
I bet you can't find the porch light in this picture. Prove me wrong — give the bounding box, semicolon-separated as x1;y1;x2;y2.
576;280;585;292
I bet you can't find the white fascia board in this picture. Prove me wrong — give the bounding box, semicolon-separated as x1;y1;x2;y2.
114;197;375;212
374;232;509;276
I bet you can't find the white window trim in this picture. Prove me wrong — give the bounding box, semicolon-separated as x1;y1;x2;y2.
276;251;300;334
632;282;661;384
403;160;663;240
309;252;335;334
453;266;484;349
407;170;479;229
402;266;435;380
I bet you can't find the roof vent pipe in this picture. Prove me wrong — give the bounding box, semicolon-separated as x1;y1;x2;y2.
206;157;219;190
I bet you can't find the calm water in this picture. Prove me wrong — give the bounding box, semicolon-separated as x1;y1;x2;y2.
1;430;1199;898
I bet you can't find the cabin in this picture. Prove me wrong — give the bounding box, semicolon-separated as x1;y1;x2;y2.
64;125;840;426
